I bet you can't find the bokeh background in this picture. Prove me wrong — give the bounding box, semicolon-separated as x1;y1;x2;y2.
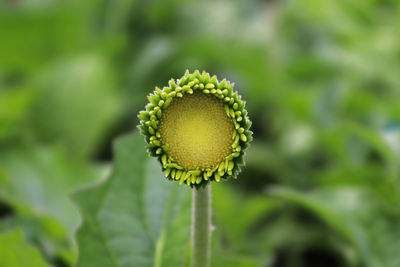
1;0;400;266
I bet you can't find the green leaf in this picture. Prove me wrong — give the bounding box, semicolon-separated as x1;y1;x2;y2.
213;183;277;248
210;184;276;267
271;186;400;267
73;133;191;267
30;54;121;159
212;252;269;267
0;229;50;267
0;145;105;264
0;89;34;142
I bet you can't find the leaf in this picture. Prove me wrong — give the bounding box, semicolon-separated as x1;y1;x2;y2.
210;184;276;267
72;133;191;267
212;252;269;267
271;186;400;267
0;229;50;267
0;1;96;73
30;54;121;159
0;89;34;142
213;183;277;248
0;145;105;264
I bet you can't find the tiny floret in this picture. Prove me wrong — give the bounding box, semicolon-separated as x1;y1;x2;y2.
138;70;252;187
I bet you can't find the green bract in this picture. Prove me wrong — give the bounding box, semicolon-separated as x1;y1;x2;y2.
138;70;252;187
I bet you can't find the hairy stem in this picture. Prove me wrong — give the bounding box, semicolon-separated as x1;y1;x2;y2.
191;184;211;267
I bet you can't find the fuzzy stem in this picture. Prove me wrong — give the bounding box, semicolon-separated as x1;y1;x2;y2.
191;184;211;267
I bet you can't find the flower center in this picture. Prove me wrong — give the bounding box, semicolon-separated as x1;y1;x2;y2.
159;92;234;170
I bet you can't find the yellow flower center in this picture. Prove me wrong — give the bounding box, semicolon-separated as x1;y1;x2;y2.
159;92;234;170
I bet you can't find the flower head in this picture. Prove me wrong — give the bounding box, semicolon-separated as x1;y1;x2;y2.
138;70;252;187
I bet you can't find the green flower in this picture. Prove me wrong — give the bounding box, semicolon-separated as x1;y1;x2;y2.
138;70;252;187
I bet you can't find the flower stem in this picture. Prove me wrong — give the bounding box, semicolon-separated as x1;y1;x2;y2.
191;184;211;267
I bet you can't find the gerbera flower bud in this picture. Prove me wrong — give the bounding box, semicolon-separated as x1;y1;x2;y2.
138;70;252;187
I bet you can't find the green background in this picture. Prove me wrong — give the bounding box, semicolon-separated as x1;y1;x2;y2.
1;0;400;266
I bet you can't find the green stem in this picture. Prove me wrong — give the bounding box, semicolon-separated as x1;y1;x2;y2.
191;184;211;267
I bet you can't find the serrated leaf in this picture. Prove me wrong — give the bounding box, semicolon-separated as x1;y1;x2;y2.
72;133;191;267
0;229;50;267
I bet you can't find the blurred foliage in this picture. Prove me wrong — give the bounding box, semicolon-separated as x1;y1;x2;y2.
0;229;50;267
1;0;400;266
73;133;191;267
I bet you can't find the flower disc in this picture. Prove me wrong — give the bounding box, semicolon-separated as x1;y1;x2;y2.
159;92;234;170
138;70;252;187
